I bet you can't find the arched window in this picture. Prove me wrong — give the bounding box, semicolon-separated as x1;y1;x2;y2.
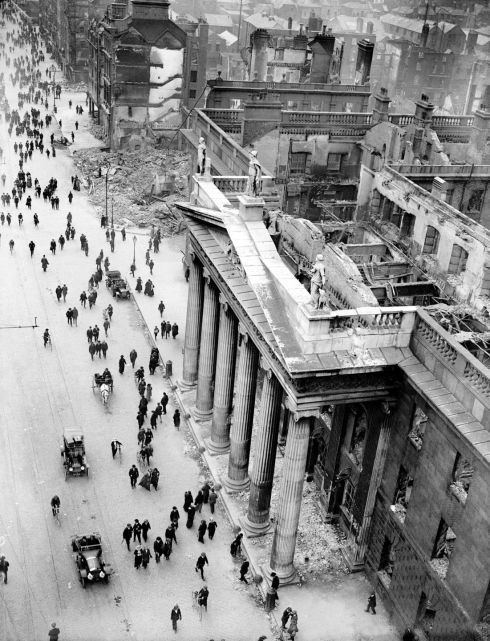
422;225;440;254
448;244;468;275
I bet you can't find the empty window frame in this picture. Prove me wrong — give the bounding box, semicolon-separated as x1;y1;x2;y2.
422;225;440;255
408;406;427;451
289;152;307;174
449;452;473;504
392;465;414;523
430;518;456;579
447;244;468;275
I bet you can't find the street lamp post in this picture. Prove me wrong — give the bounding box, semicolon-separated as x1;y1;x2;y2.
111;198;114;229
105;166;109;225
132;235;137;267
49;64;57;111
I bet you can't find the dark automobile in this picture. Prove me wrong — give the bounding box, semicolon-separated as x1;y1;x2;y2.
61;428;89;479
71;534;111;588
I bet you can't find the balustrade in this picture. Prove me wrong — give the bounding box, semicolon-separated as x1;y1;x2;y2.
212;176;248;193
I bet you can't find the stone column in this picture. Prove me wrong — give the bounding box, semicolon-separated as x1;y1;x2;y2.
350;401;395;568
269;411;317;582
225;326;259;491
209;295;238;452
182;254;204;387
243;365;282;534
194;271;220;419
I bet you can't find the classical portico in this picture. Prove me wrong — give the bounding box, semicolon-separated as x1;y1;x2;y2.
175;174;417;581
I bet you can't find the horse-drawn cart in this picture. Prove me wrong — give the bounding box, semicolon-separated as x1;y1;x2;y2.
92;370;113;405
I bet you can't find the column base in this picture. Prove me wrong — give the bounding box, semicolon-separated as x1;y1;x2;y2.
176;379;197;392
340;545;365;573
221;474;250;493
206;438;230;455
262;563;300;586
240;515;273;537
191;406;213;422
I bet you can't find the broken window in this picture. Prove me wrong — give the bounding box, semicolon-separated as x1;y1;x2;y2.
408;406;427;451
391;465;413;523
326;153;342;171
349;411;367;467
378;536;395;587
416;593;436;637
290;152;307;174
422;226;440;255
430;518;456;579
447;244;468;275
449;452;473;504
342;480;355;514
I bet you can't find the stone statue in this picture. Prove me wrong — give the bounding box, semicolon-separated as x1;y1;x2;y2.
246;150;262;196
197;137;206;174
310;254;325;309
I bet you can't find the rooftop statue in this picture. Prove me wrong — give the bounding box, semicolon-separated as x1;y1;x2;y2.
246;150;262;197
310;253;325;309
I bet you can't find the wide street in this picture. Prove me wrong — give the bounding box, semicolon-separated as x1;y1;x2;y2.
0;8;270;641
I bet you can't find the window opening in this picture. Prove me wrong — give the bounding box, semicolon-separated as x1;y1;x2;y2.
408;406;427;451
430;518;456;579
449;452;473;504
391;465;413;523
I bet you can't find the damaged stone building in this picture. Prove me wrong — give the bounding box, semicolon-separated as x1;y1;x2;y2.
87;0;208;149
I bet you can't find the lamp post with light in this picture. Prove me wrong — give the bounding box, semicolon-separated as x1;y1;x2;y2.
132;235;137;268
48;64;57;111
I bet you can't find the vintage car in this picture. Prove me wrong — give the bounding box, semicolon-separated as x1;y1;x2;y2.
61;428;89;479
105;270;130;299
71;534;111;588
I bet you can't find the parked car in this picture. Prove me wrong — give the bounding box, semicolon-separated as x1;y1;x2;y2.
71;533;111;588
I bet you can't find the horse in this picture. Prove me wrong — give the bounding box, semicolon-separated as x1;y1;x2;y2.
100;383;110;406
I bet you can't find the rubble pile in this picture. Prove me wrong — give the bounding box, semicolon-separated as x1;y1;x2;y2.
73;147;190;234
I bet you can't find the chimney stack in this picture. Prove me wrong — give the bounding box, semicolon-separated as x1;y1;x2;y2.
372;86;391;124
250;29;269;82
309;30;336;84
355;39;374;85
421;22;430;48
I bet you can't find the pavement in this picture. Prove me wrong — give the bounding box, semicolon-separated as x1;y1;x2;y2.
0;6;400;641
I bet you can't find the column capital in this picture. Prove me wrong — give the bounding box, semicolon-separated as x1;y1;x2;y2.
284;397;320;422
202;267;213;285
219;292;229;312
259;356;274;379
189;250;197;263
238;321;250;344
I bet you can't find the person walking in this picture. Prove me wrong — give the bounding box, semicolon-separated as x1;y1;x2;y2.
186;504;196;529
281;607;293;629
88;342;96;360
55;285;62;302
80;291;87;308
194;490;204;514
71;306;78;326
150;410;158;431
161;392;168;414
150;467;160;491
239;560;249;583
103;318;110;336
207;519;217;541
119;355;126;374
66;308;73;325
149;259;154;275
173;409;181;429
154;536;164;563
134;546;143;570
153;325;159;341
141;519;151;542
61;284;68;302
129;349;137;368
101;340;108;358
138;427;145;447
86;327;93;343
209;488;217;514
141;546;152;569
166;523;177;546
195;552;209;580
171;322;179;339
288;612;299;640
129;464;139;488
133;519;142;544
158;300;165;317
201;481;211;505
170;605;182;632
183;491;193;513
48;622;61;641
198;585;209;611
366;592;377;615
28;240;35;257
165;321;171;339
122;524;133;551
170;506;180;529
41;254;49;271
197;520;207;543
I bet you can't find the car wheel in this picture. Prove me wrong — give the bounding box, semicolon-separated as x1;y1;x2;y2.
81;577;86;589
104;575;109;583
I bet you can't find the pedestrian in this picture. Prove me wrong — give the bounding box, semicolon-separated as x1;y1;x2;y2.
281;607;293;629
209;488;217;514
153;325;159;340
173;409;180;429
80;291;87;308
366;592;376;614
150;410;158;430
55;285;62;302
288;612;299;640
201;481;211;504
66;308;73;325
130;349;137;368
41;254;49;271
149;259;154;275
139;397;149;417
107;304;113;321
0;555;9;584
170;605;182;632
61;283;68;302
48;622;61;641
101;340;108;358
161;392;169;414
171;322;179;339
133;519;142;544
165;321;171;339
198;519;207;543
271;572;280;591
87;327;93;342
129;464;139;488
195;552;209;580
195;490;204;513
71;306;78;326
163;539;173;561
134;546;143;570
111;439;122;458
138;379;146;397
146;383;152;401
239;560;249;583
141;519;151;542
170;506;180;529
145;249;150;265
50;238;56;254
183;491;193;512
88;342;96;360
166;523;177;545
150;467;160;490
208;519;217;540
155;403;163;423
119;355;126;374
130;263;136;277
198;585;209;611
158;300;165;317
154;536;164;563
230;534;241;557
103;318;110;336
75;120;79;130
121;227;126;241
122;524;133;550
186;504;196;528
